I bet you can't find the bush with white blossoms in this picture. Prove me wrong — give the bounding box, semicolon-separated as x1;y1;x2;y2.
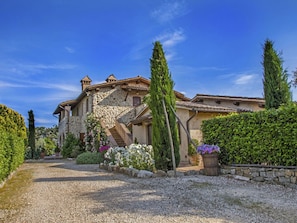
104;144;155;171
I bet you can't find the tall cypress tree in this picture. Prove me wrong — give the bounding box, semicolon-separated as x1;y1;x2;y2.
28;110;35;159
147;41;180;171
262;39;291;109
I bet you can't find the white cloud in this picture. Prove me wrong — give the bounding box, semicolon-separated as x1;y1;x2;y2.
0;78;80;95
197;66;227;71
155;29;186;48
0;60;76;76
151;1;187;23
220;72;258;85
0;81;26;88
234;74;255;85
35;118;56;125
65;47;75;53
154;29;186;61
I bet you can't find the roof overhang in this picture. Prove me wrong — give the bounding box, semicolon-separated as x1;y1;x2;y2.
53;100;77;114
191;94;265;103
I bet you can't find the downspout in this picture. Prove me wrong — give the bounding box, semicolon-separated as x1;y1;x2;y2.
169;105;198;148
186;109;198;146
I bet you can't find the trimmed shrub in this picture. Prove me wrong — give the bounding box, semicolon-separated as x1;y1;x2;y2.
202;105;297;166
0;105;27;182
76;152;104;164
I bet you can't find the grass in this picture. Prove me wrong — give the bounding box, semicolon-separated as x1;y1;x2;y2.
0;169;32;210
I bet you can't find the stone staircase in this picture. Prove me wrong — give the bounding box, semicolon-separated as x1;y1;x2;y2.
109;127;126;147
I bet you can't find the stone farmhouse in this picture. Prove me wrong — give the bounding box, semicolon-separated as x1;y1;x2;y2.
53;74;265;164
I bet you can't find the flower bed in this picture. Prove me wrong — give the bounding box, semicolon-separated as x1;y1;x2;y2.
103;144;155;171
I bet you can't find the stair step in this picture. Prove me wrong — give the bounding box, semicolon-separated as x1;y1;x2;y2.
109;127;126;147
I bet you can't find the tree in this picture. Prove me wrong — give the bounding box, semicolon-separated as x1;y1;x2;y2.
147;41;180;171
262;39;292;109
28;110;35;159
44;137;56;155
292;68;297;87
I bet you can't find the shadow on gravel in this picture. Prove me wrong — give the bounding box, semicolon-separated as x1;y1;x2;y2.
34;175;111;182
27;159;101;173
80;175;297;223
49;162;101;172
31;159;120;183
80;178;236;222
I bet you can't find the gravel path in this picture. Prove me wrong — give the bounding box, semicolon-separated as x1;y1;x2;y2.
1;160;297;223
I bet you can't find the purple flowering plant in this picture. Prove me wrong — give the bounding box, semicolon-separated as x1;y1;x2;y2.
99;145;110;153
196;144;220;155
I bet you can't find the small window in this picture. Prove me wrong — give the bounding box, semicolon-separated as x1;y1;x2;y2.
133;96;141;106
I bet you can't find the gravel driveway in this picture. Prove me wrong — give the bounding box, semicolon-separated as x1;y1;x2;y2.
1;159;297;223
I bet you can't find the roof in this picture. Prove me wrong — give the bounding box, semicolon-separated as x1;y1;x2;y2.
176;101;239;113
87;76;150;91
191;94;265;103
130;101;248;126
53;75;189;114
53;100;77;114
130;114;152;125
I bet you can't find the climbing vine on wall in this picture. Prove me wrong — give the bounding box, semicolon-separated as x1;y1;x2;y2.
84;113;108;152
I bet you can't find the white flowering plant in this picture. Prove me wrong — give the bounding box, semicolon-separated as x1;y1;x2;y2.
104;144;155;171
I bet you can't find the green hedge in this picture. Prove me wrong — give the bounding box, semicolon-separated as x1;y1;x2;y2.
202;105;297;166
0;105;27;182
76;152;104;164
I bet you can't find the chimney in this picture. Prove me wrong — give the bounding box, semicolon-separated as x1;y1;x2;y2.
105;74;117;83
80;75;92;91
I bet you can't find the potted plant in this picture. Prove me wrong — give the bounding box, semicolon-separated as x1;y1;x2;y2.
197;144;220;176
188;139;199;165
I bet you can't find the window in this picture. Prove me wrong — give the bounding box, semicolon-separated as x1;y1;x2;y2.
133;96;141;106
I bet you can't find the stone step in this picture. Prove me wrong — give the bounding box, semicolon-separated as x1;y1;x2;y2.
109;127;126;147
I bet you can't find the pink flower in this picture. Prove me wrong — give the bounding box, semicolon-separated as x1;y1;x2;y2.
99;145;110;153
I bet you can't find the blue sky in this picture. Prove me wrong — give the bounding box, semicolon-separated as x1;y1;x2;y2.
1;0;297;127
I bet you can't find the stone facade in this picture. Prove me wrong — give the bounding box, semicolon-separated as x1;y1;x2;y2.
91;86;139;128
54;75;151;147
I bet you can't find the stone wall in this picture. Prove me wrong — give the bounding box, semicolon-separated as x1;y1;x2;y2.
92;86;139;128
69;116;82;138
221;165;297;186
